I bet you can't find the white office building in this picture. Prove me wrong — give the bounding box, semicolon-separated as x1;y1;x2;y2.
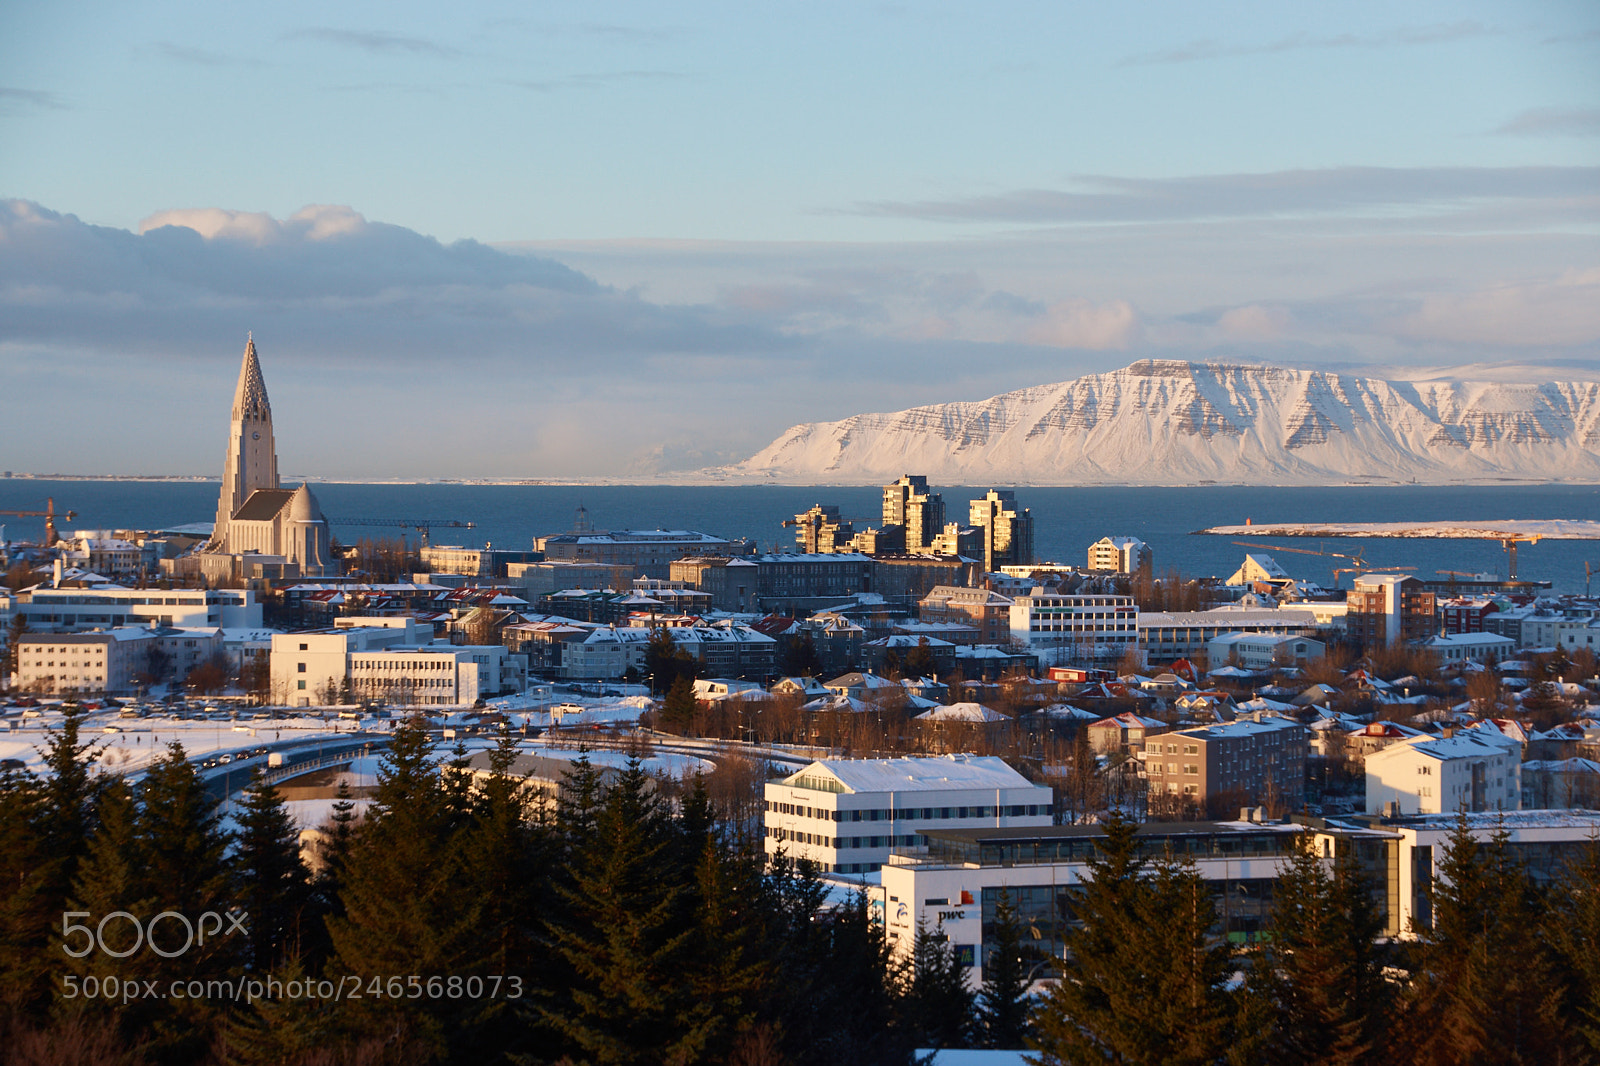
1009;591;1137;665
14;585;261;632
763;755;1053;875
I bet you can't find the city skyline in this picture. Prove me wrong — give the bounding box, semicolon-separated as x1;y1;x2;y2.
2;1;1596;478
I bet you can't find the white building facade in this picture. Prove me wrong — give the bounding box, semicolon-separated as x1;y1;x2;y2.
1365;731;1521;815
763;755;1053;875
1009;592;1137;665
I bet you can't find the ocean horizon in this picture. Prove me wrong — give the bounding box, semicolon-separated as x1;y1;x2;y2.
4;479;1596;595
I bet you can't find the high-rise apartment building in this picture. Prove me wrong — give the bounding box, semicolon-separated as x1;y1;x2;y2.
882;475;946;553
1348;575;1437;649
968;489;1034;572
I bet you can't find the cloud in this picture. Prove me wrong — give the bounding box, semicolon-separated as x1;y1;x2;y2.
1395;269;1600;347
1217;304;1293;339
0;87;67;111
1494;107;1600;137
849;166;1600;224
280;28;460;59
1023;299;1140;350
1119;21;1495;65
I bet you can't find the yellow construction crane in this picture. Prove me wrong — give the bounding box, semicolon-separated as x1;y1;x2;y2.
0;497;76;545
1499;534;1541;581
1230;539;1415;588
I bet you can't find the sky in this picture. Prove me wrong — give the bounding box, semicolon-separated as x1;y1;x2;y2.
1;1;1597;479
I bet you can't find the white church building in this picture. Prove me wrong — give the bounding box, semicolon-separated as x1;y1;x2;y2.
168;337;335;582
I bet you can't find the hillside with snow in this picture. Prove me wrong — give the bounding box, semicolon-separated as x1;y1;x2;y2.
712;360;1600;486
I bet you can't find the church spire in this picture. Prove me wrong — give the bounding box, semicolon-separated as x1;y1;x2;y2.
232;333;271;422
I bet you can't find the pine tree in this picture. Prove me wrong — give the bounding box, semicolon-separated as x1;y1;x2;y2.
661;674;697;734
978;887;1032;1049
900;920;975;1051
684;833;772;1062
232;769;312;972
1029;810;1236;1065
37;705;103;902
1252;835;1387;1066
1405;813;1568;1065
538;757;705;1064
0;762;55;1017
1547;840;1600;1056
326;713;484;1057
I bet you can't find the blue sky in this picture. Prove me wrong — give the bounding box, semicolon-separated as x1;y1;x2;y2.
1;1;1597;477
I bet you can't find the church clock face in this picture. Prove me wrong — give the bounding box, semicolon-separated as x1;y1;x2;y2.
252;432;260;440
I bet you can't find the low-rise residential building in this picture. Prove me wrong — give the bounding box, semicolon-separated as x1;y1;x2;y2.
1522;758;1600;809
1086;712;1168;756
1365;730;1521;815
1438;597;1497;635
420;544;537;578
763;754;1053;874
869;554;982;605
501;615;601;675
1225;553;1292;589
918;586;1014;644
755;553;875;612
1206;632;1324;671
1415;631;1517;663
1009;591;1137;666
1086;536;1151;575
11;627;159;695
1144;716;1309;809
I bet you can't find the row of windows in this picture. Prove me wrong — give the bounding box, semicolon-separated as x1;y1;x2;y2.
766;801;1048;821
766;828;922;849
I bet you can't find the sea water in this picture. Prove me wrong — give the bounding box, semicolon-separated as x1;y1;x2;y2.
3;480;1596;594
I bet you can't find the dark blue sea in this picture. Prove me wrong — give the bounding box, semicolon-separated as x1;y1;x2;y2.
3;480;1597;594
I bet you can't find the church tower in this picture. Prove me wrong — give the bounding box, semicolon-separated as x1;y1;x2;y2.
212;335;280;549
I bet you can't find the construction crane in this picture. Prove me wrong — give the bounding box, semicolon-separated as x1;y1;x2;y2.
1230;539;1415;588
1499;534;1541;581
1586;561;1595;598
0;497;76;545
328;517;475;548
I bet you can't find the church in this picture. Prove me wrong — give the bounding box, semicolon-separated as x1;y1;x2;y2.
171;337;336;582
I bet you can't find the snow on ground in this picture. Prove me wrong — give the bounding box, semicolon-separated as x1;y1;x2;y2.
916;1052;1032;1066
0;711;364;775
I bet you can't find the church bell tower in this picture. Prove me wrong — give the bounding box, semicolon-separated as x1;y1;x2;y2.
212;334;280;549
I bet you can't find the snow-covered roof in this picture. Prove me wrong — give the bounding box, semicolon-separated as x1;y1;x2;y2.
915;702;1009;723
786;754;1036;794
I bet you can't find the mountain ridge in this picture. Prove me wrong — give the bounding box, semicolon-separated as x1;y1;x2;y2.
709;359;1600;486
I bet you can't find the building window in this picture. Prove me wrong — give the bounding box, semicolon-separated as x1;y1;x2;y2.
297;680;306;690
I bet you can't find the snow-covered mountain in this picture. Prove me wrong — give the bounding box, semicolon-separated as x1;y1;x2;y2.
715;360;1600;485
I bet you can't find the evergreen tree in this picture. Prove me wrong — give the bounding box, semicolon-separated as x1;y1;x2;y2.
137;743;233;929
538;758;706;1064
683;833;771;1062
978;887;1032;1050
232;769;312;972
455;731;548;1063
899;921;975;1051
326;713;484;1057
1029;811;1236;1065
0;762;54;1017
1404;813;1568;1065
1252;835;1387;1066
37;705;103;901
660;674;697;734
1547;840;1600;1056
